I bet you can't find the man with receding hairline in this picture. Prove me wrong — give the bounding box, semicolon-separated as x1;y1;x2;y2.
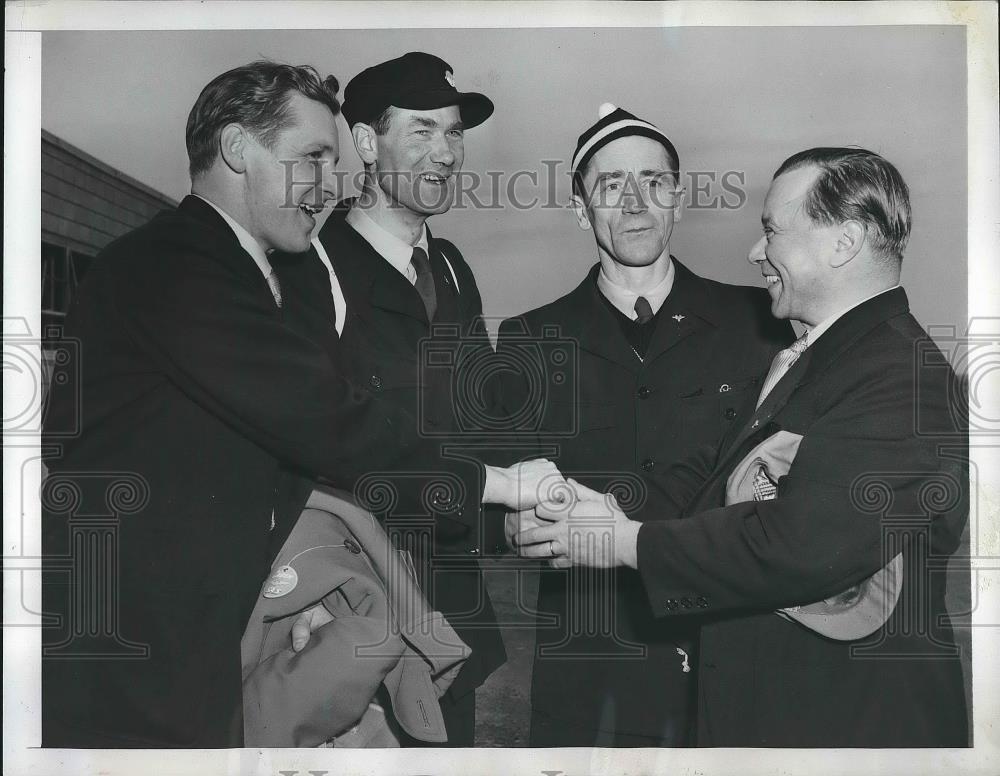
519;147;969;746
274;51;522;746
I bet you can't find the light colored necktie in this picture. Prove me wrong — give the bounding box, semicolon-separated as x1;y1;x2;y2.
755;333;809;409
634;296;654;324
266;269;283;309
410;247;437;322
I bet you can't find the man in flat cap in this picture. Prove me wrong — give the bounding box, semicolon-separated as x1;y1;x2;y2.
274;51;515;746
40;59;528;749
496;105;792;746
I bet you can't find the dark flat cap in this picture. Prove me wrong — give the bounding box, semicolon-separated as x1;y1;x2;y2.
342;51;494;129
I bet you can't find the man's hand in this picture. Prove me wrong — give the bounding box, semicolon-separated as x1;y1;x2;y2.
504;509;550;554
516;479;641;569
290;602;335;652
483;459;568;510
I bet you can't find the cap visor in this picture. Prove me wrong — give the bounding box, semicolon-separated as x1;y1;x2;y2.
393;89;494;129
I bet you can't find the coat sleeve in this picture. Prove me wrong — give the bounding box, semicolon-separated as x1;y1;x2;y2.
636;344;968;618
110;228;483;515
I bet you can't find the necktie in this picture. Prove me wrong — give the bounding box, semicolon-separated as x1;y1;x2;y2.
266;269;283;309
634;296;654;324
756;333;808;409
410;247;437;322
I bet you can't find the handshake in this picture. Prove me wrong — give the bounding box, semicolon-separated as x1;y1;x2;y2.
485;460;641;570
293;460;642;655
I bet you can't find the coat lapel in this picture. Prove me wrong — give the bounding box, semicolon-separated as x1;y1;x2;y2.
715;287;911;472
642;258;718;365
566;257;719;372
320;208;428;330
568;267;643;372
425;226;460;325
177;195;279;311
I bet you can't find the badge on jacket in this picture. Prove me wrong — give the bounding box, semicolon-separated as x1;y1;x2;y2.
263;564;299;598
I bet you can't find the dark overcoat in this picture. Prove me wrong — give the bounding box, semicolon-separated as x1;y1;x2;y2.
636;288;969;746
41;196;482;747
497;259;792;743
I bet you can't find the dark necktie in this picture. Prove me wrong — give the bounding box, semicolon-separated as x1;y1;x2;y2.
634;296;654;324
410;247;437;322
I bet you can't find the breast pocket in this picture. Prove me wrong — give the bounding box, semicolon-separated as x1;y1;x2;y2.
714;375;761;427
675;375;760;440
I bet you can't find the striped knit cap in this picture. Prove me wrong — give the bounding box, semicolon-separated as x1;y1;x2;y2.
571;103;679;185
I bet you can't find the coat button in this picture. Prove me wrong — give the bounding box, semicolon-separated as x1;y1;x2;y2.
344;538;361;554
724;408;737;420
641;458;655;472
637;386;651;399
370;374;382;390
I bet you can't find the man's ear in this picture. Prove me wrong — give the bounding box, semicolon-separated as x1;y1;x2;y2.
830;219;866;268
571;194;592;231
352;123;378;165
219;124;249;174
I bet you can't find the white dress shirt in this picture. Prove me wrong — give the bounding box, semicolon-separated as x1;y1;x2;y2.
312;206;462;336
596;257;676;320
346;206;430;285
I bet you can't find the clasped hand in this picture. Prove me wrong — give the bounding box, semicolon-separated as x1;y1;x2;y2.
290;458;568;652
506;479;639;569
483;458;567;510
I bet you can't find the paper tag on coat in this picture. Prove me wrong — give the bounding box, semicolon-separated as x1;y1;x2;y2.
262;564;299;598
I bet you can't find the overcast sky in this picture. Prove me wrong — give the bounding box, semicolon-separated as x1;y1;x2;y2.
41;25;967;333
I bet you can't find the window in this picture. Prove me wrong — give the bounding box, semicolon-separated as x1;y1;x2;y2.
42;242;93;337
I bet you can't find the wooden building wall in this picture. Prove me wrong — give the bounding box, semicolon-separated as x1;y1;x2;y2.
39;131;178;400
41;129;177;257
40;130;178;335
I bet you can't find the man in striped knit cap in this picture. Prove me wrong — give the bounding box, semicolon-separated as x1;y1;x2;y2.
497;105;792;746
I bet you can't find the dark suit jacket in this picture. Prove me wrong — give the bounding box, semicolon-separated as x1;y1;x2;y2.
40;196;483;748
636;287;969;746
274;206;507;704
496;260;793;742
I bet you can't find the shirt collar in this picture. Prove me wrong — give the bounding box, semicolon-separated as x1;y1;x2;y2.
345;205;430;272
804;285;901;345
193;194;272;278
596;258;676;320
